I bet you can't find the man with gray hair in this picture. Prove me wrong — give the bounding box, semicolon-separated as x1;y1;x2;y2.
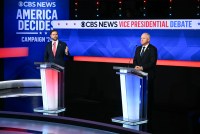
133;32;158;132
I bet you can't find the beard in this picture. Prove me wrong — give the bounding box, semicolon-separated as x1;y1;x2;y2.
51;37;58;41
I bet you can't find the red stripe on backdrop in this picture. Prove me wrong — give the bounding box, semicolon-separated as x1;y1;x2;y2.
74;56;200;68
0;47;28;58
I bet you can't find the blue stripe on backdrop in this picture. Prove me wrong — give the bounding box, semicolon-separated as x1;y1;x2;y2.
59;29;200;61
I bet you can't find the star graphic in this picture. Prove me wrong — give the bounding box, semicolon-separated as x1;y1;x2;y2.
163;32;200;60
98;33;139;58
59;30;96;56
98;37;121;57
60;30;139;57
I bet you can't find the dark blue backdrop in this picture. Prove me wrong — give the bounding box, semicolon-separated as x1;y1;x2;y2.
58;29;200;60
4;0;200;80
4;0;69;80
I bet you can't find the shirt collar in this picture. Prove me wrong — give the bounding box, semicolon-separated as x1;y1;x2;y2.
52;40;58;45
142;43;149;48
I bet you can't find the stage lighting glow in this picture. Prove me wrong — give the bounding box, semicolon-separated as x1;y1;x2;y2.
74;56;200;68
0;79;41;89
74;0;78;19
0;48;28;58
118;0;122;17
96;0;100;18
169;0;173;17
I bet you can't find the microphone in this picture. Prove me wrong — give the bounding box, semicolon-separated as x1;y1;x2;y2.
128;44;138;68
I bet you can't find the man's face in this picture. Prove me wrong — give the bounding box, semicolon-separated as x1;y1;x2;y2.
140;34;150;46
50;31;58;41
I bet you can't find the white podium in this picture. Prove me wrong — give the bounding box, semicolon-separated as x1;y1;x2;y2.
34;62;65;114
112;66;148;126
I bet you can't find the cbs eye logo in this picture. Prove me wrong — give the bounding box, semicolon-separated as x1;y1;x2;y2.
81;21;97;27
81;21;85;27
18;1;23;7
18;1;36;7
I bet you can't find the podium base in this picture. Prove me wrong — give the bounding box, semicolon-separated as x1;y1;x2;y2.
111;116;147;126
34;107;66;114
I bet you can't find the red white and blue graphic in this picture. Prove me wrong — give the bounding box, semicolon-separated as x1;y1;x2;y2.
4;0;69;80
4;0;200;80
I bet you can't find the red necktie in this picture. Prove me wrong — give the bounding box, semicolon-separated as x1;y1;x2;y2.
53;42;57;57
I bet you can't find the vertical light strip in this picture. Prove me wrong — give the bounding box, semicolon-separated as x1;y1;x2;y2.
40;65;48;110
45;69;58;110
53;70;58;110
125;74;141;120
120;69;128;119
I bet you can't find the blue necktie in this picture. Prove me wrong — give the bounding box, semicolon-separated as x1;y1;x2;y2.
140;47;145;56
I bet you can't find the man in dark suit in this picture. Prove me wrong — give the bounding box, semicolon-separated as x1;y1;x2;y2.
44;29;69;67
133;32;157;132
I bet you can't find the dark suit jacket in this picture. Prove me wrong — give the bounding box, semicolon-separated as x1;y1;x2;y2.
133;44;157;79
44;41;69;67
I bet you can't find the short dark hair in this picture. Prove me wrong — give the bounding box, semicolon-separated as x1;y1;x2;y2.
50;29;58;35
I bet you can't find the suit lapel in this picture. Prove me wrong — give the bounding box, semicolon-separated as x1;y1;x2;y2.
55;41;62;56
142;46;149;57
137;47;143;60
50;41;54;56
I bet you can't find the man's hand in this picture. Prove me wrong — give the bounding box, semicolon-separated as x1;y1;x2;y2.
65;46;68;55
134;66;143;71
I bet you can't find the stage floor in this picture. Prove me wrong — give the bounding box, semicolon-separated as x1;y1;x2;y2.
0;84;199;134
0;117;116;134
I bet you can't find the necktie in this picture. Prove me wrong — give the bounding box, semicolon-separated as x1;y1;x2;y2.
140;47;145;56
53;41;57;57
